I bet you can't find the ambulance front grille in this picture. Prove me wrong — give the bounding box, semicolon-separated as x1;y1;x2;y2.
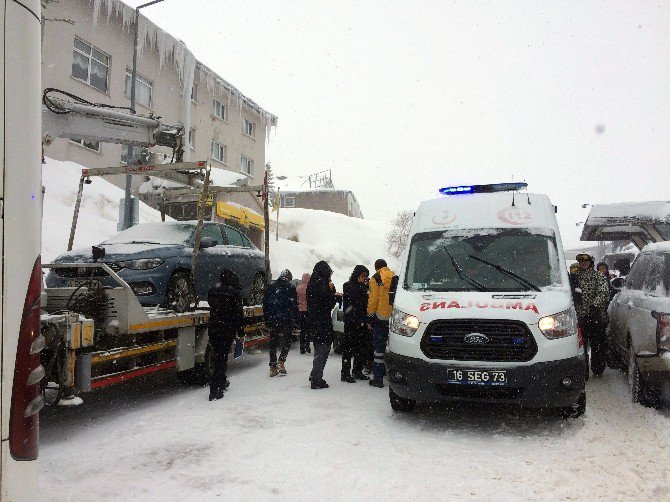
421;319;537;362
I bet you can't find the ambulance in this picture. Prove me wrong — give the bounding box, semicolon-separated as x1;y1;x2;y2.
386;183;586;417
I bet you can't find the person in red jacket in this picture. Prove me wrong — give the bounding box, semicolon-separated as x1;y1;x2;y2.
296;273;311;354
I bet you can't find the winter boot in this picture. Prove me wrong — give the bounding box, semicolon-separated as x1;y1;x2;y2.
341;373;356;383
223;380;230;390
270;365;279;377
278;360;287;375
353;372;370;381
369;379;384;388
311;379;329;389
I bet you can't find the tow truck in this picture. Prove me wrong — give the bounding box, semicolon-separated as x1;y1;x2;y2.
40;89;269;405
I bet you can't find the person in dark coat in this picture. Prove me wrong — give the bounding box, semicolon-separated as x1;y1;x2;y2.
263;269;299;377
597;261;617;302
341;265;370;382
207;269;245;401
307;260;338;389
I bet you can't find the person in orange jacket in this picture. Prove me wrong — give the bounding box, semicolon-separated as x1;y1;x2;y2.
367;259;396;388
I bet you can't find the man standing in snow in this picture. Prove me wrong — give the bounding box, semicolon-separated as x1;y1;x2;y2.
263;269;299;377
207;269;245;400
575;254;610;377
307;261;338;389
367;259;396;388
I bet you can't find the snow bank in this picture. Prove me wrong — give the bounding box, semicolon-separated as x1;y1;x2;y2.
42;157;165;262
270;208;396;289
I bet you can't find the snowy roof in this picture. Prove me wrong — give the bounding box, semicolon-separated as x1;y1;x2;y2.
581;201;670;242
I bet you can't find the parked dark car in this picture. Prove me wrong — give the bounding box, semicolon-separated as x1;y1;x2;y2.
45;220;268;311
607;243;670;408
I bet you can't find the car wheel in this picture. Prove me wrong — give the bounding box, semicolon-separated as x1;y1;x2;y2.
165;271;193;313
248;272;267;306
389;387;416;413
558;391;586;419
628;343;661;408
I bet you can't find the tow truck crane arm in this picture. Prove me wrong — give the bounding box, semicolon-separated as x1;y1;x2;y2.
41;88;185;160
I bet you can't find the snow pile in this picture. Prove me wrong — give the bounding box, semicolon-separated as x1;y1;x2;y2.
42;157;165;262
270;208;396;289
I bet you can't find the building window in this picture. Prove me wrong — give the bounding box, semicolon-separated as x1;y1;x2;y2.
211;141;227;163
243;119;255;138
73;139;101;152
188;128;196;150
212;99;227;121
125;68;153;109
283;196;296;208
240;155;253;175
191;84;198;103
72;37;109;93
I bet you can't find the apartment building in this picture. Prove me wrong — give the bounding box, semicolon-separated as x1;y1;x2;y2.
41;0;277;202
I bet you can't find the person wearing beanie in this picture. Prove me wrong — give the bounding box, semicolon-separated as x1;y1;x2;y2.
307;261;338;389
263;269;299;377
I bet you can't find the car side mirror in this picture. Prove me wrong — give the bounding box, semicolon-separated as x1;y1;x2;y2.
199;237;218;249
612;277;626;290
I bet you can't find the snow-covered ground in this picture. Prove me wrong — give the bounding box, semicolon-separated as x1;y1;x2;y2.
39;352;669;501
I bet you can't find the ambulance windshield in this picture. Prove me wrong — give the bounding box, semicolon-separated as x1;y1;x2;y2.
404;228;562;292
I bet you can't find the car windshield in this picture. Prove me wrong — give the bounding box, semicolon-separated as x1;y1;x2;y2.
102;222;195;245
405;228;562;292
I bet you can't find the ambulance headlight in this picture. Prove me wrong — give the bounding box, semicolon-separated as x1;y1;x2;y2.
390;308;420;337
538;308;578;339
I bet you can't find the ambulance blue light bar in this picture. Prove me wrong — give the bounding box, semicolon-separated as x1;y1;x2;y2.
438;182;528;195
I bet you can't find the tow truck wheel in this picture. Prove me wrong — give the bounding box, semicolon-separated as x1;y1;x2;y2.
166;271;194;313
558;391;586;419
389;388;416;413
177;344;212;386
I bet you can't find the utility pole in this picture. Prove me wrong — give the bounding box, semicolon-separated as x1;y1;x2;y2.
263;170;271;278
123;0;167;230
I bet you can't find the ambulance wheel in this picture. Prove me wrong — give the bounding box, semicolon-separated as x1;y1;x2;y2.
389;388;415;413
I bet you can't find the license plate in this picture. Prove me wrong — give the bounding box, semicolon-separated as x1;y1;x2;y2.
447;369;507;386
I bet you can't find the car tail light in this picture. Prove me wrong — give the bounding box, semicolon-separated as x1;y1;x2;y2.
652;311;670;352
10;257;45;460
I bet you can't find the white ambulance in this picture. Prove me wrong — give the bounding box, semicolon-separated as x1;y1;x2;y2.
386;183;586;417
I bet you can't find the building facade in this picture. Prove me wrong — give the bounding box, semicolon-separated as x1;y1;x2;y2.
41;0;276;197
279;190;364;219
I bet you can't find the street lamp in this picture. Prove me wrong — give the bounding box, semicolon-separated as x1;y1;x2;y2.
122;0;167;230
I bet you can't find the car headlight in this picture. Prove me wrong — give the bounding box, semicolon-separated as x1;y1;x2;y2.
538;308;578;339
390;308;420;337
116;258;164;270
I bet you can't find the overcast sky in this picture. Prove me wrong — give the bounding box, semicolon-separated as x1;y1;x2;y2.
125;0;670;249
